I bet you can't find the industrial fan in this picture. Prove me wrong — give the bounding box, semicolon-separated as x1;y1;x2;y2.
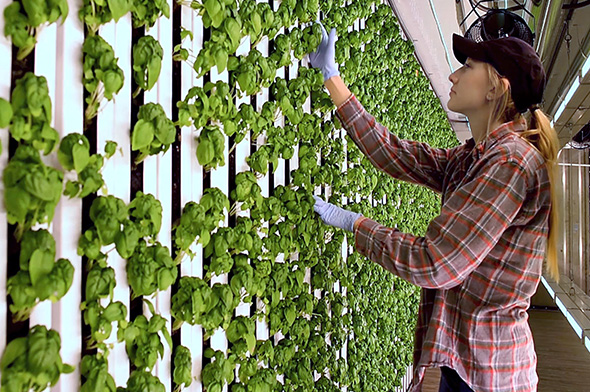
460;1;536;45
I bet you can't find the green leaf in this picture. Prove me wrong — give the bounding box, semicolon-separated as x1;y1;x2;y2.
28;249;54;286
85;264;116;301
115;221;141;259
72;142;90;173
131;119;155;151
196;138;214;166
104;140;118;158
0;97;13;128
103;70;124;99
0;337;27;369
107;0;131;21
214;46;228;73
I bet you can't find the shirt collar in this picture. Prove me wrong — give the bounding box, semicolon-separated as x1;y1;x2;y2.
466;119;527;158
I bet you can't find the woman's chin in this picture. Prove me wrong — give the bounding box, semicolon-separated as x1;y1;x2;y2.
447;103;463;115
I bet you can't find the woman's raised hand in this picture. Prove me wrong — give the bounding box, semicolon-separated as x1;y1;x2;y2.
308;22;340;82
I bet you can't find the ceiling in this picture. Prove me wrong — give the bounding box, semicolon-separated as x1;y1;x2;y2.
387;0;590;148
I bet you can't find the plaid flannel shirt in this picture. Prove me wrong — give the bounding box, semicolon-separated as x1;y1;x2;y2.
335;95;551;392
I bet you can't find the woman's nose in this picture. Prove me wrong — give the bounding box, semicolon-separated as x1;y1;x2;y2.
448;71;457;84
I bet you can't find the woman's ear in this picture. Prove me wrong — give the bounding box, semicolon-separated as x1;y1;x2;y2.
487;77;510;101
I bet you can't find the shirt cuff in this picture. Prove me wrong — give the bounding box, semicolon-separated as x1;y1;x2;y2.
353;216;385;260
335;93;356;112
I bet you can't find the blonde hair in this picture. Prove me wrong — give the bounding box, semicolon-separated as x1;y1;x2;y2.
485;64;561;282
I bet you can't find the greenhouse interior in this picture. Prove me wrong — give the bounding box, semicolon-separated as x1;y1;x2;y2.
0;0;590;391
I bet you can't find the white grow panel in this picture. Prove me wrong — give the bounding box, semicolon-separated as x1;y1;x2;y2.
97;14;133;386
0;0;10;362
143;2;174;390
43;0;86;389
179;5;204;392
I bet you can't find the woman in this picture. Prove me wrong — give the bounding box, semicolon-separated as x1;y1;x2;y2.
309;24;560;392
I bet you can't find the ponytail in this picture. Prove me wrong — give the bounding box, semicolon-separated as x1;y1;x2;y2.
485;64;561;282
520;109;561;282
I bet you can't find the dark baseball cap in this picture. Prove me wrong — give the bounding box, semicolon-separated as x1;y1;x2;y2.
452;33;546;113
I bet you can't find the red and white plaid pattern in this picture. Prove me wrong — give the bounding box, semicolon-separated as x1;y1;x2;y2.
336;95;551;392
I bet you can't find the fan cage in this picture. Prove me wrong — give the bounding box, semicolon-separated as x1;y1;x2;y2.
570;122;590;150
465;9;534;45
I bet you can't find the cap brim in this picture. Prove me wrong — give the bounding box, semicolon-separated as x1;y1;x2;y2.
452;33;486;64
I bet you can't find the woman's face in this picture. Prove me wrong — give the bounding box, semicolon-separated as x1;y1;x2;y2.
447;58;492;115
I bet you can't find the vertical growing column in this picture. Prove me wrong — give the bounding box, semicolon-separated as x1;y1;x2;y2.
0;0;12;361
179;5;204;391
142;1;174;389
207;33;230;371
49;0;86;389
97;14;133;385
254;0;271;343
233;23;252;320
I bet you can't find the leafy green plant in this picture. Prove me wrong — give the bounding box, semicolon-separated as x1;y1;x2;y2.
179;0;279;76
176;81;237;136
172;187;229;260
172;27;193;62
80;354;116;392
229;254;261;303
226;316;256;356
117;301;172;371
127;240;177;298
173;345;192;391
3;0;68;60
3;145;63;237
81;256;127;348
269;32;292;68
85;262;116;302
0;325;74;391
82;300;128;347
229;49;277;96
202;217;262;280
80;354;117;392
82;34;125;121
128;191;163;238
79;191;164;262
230;171;262;211
201;349;235;392
0;97;13;154
58;133;90;173
78;0;133;34
88;195;128;245
294;0;319;23
0;97;13;128
183;0;235;29
6;229;73;321
117;370;165;392
63;153;107;199
176;86;211;129
238;0;281;44
289;24;322;60
59;133;114;199
131;103;176;163
8;72;59;154
132;0;170;28
184;3;245;76
196;125;225;170
132;36;164;97
171;277;237;336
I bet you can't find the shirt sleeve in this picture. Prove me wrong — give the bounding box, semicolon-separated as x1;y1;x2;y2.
335;94;455;194
353;158;528;289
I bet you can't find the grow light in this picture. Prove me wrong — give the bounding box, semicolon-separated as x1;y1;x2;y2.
554;78;581;121
556;296;583;339
582;54;590;78
541;276;554;298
